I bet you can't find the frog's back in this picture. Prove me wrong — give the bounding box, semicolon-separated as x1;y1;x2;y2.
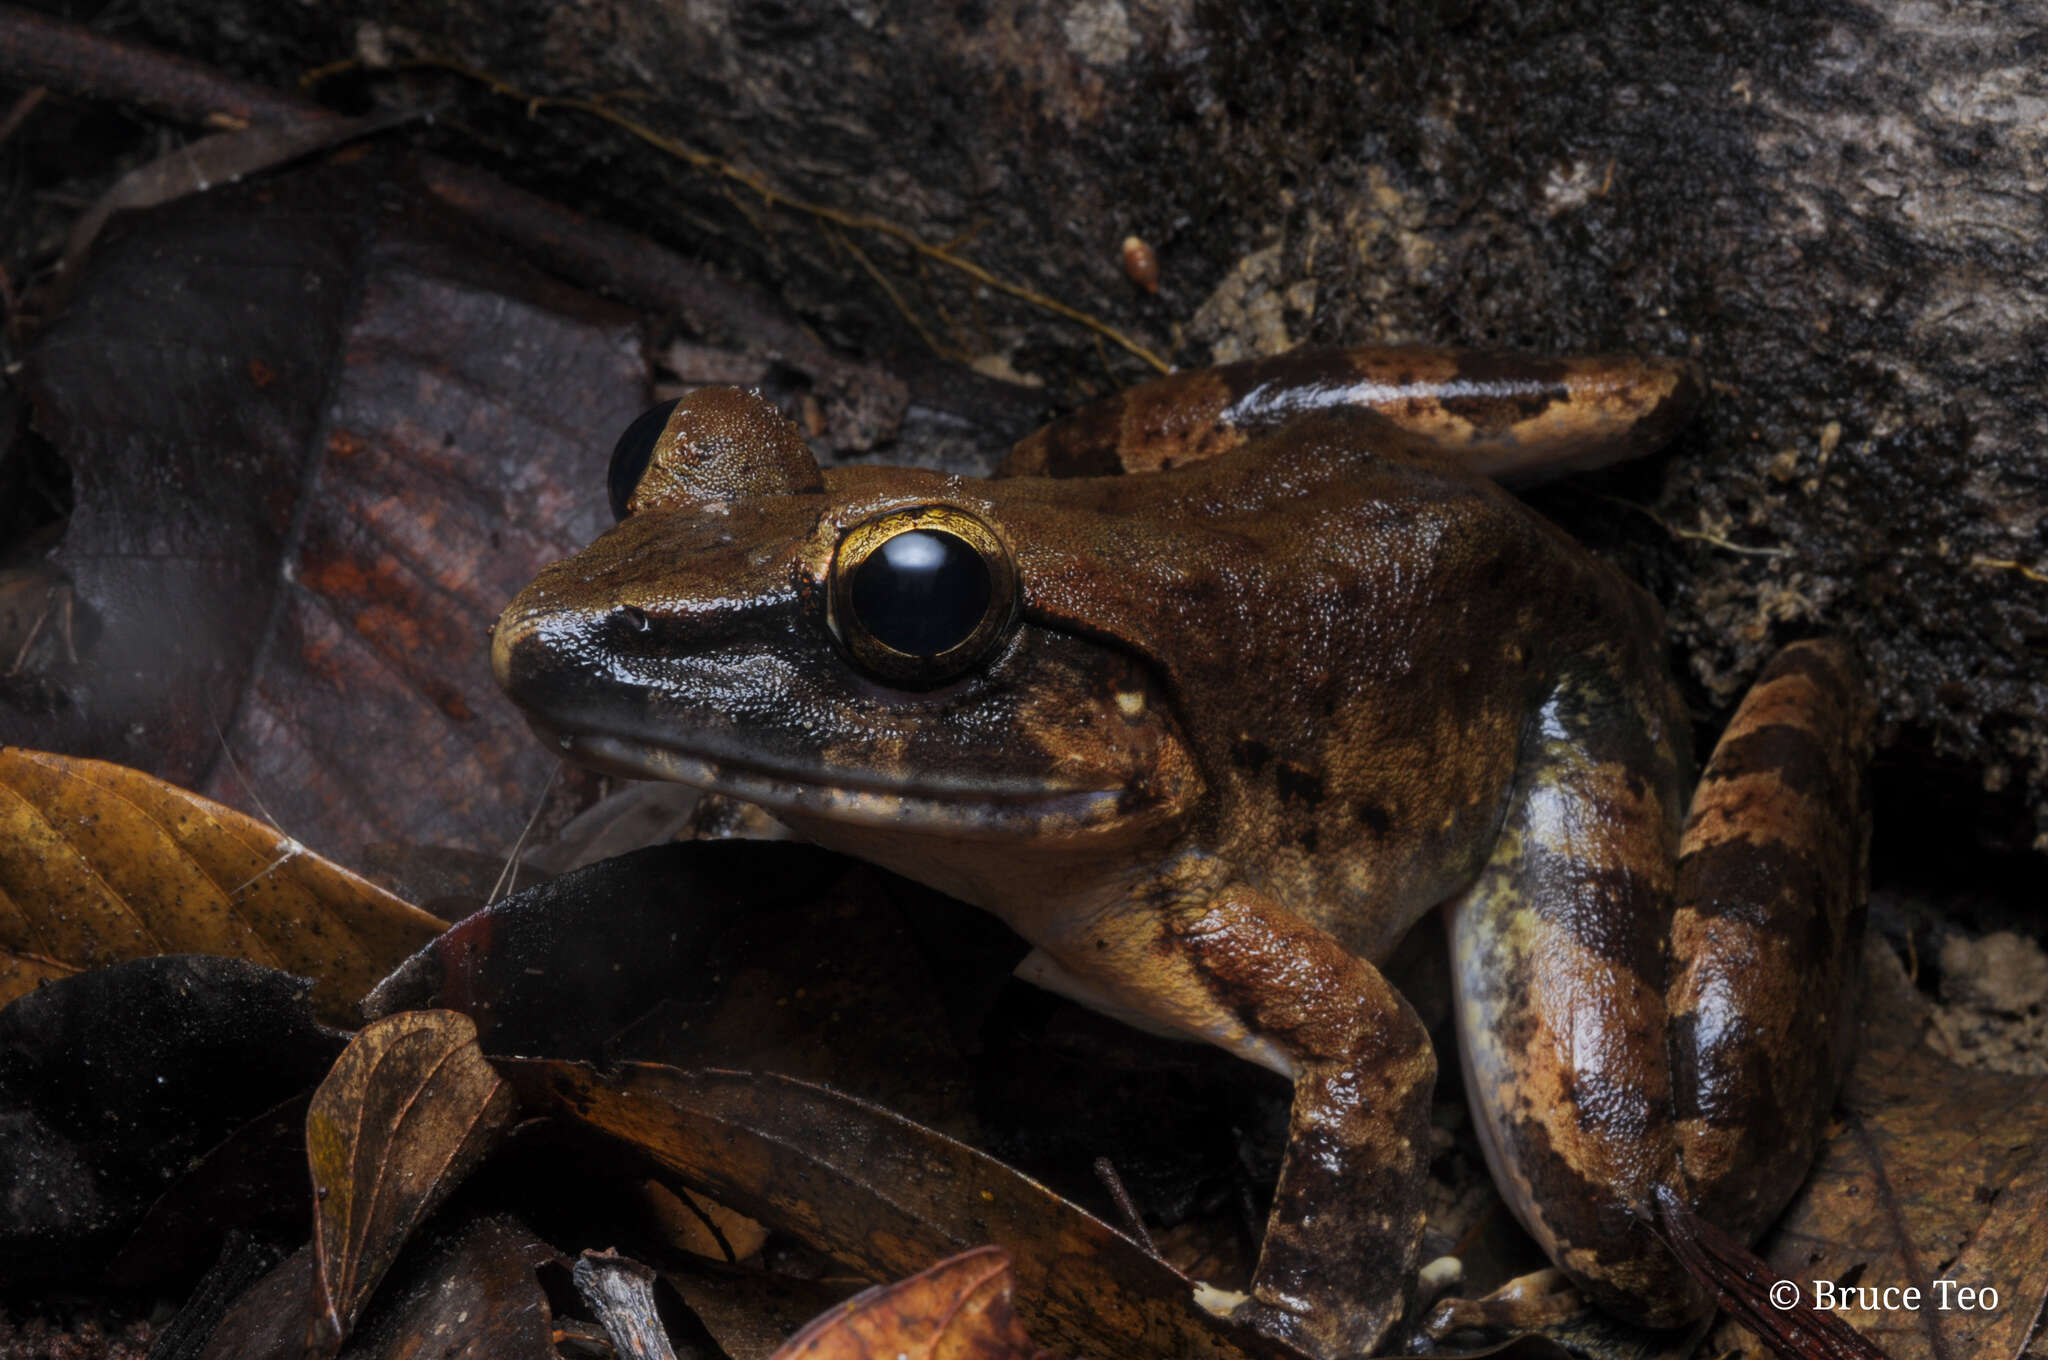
996;407;1682;960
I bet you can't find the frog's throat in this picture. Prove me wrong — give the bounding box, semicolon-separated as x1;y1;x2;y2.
550;727;1167;842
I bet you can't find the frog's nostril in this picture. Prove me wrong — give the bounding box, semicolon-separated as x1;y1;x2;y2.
614;605;652;636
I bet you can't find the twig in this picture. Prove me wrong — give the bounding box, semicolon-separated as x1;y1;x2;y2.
1092;1156;1160;1258
336;54;1171;373
487;758;559;904
831;220;962;362
0;84;46;145
1600;495;1794;558
0;6;313;126
1653;1185;1890;1359
58;109;416;281
1969;556;2048;585
0;10;1047;440
573;1251;680;1360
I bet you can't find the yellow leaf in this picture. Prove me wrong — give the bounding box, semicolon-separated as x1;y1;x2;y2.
0;748;445;1024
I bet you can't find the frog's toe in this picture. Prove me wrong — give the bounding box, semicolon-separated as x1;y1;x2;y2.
1191;1281;1249;1317
1422;1267;1584;1340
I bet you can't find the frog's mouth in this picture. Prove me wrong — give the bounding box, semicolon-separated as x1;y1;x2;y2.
525;719;1185;846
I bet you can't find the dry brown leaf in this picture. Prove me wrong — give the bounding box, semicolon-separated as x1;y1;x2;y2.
770;1247;1054;1360
305;1010;517;1355
202;1215;564;1360
501;1061;1296;1360
0;747;446;1023
642;1180;770;1263
17;159;644;868
1712;941;2048;1360
664;1259;848;1360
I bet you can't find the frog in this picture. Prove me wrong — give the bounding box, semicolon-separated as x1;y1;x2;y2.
492;345;1871;1359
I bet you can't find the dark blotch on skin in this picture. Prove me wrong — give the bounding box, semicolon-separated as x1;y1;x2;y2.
1503;1113;1646;1272
1276;762;1326;806
1356;803;1392;834
1757;638;1856;705
1260;1121;1423;1292
1700;722;1836;798
1676;837;1826;950
1038;401;1127;477
1667;1007;1775;1128
1232;737;1274;772
1439;389;1568;433
1222;348;1365;409
1523;845;1669;981
1452;352;1574;388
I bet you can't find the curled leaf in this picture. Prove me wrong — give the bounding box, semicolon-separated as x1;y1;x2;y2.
771;1246;1056;1360
305;1010;516;1354
0;748;445;1024
502;1061;1292;1360
1709;943;2048;1360
202;1215;563;1360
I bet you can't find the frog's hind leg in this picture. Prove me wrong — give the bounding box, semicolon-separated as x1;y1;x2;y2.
1000;346;1702;484
1443;655;1702;1325
1446;640;1869;1327
1667;639;1872;1243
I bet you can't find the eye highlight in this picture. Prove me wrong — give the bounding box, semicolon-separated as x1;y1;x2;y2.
829;507;1018;688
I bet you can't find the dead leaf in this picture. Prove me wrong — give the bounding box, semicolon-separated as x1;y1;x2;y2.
664;1258;849;1360
0;955;342;1286
501;1061;1295;1360
107;1093;312;1290
339;1214;566;1360
610;860;982;1135
0;747;446;1023
362;841;844;1063
770;1246;1057;1360
201;1214;564;1360
152;1234;288;1360
199;1244;318;1360
642;1179;770;1264
13;155;645;866
305;1010;517;1354
1711;940;2048;1360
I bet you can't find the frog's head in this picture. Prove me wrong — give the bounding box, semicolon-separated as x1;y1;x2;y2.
493;388;1203;864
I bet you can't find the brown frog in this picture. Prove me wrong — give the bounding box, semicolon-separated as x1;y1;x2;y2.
493;347;1871;1358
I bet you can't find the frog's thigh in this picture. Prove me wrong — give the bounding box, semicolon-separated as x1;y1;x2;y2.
1444;679;1703;1327
1037;883;1434;1360
1669;640;1871;1239
1002;346;1700;484
1311;348;1705;484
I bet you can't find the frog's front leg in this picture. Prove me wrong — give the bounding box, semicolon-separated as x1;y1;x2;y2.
1024;874;1435;1359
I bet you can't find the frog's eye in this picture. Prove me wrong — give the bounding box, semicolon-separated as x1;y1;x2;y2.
829;508;1019;688
607;398;682;520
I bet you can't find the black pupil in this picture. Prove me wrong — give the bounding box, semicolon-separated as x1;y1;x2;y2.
607;398;681;521
849;530;991;659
